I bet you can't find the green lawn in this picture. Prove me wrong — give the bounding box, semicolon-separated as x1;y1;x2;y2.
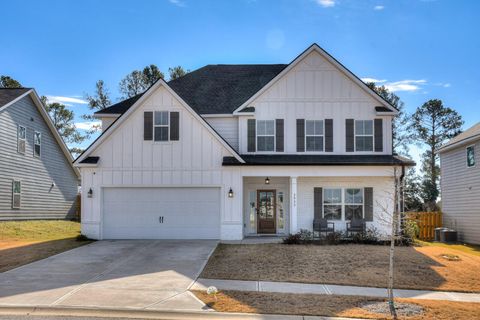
0;220;91;272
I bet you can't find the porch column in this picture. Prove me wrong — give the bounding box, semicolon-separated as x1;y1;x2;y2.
290;176;298;234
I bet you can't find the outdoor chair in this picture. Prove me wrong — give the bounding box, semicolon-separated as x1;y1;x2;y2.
313;218;335;239
346;218;366;237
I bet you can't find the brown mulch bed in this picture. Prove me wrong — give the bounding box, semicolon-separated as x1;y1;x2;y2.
201;244;480;293
193;290;480;320
0;239;90;272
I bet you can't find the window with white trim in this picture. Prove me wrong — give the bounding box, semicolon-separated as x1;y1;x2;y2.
467;146;475;167
34;131;41;157
305;120;324;151
17;125;26;154
355;120;373;151
323;188;365;221
323;188;342;220
154;111;169;141
256;120;275;151
345;188;364;220
12;180;21;209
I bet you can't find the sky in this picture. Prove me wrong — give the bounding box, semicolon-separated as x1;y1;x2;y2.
1;0;479;164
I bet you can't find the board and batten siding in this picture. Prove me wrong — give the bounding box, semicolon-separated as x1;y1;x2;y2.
440;140;480;244
0;96;79;220
205;117;239;151
238;50;392;155
80;85;243;240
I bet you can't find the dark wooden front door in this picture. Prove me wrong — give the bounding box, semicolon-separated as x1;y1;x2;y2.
257;190;276;234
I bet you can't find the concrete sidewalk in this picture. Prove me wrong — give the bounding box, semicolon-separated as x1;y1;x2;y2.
192;278;480;303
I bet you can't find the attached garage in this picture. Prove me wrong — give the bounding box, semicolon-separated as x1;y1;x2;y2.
102;187;221;239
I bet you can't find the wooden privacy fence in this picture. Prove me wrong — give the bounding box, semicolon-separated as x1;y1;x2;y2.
406;212;442;241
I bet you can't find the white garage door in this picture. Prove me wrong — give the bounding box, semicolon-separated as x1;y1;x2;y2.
102;187;221;239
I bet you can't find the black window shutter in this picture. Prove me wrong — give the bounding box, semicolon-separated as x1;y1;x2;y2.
325;119;333;152
144;111;153;141
247;119;256;152
374;119;383;152
296;119;305;152
314;187;323;220
364;187;373;221
345;119;354;152
170;112;179;141
275;119;284;152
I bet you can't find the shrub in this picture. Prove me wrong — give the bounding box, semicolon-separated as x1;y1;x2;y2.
324;231;343;245
298;229;313;242
283;229;313;244
283;233;302;245
401;220;419;246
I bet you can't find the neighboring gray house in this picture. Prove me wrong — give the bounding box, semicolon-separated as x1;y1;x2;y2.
439;122;480;244
0;88;80;220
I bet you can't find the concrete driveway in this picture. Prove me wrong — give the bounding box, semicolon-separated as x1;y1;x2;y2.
0;240;217;311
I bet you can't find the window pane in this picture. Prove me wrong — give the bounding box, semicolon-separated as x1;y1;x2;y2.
355;121;364;135
265;120;274;135
34;145;41;157
18;140;25;153
345;189;362;203
306;136;323;151
346;205;363;220
13;181;21;193
324;205;342;220
13;194;20;208
18;126;26;139
154;126;169;141
356;136;373;151
34;132;41;145
364;120;373;135
467;146;475;167
257;121;265;135
264;136;274;151
324;188;341;204
314;120;324;135
257;136;265;151
154;111;168;125
306;120;315;135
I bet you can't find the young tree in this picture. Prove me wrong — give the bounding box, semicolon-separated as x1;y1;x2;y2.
366;83;412;156
82;80;112;134
168;66;188;80
0;75;22;88
119;64;164;98
410;99;463;209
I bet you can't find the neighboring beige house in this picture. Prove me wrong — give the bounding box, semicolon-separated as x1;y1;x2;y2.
74;44;414;240
439;122;480;244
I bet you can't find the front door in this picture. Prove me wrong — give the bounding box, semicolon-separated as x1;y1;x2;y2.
257;190;276;234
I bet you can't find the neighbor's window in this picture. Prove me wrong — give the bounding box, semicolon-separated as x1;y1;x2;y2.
305;120;324;152
34;131;41;157
323;188;342;220
154;111;169;141
467;146;475;167
17;125;26;154
12;180;21;209
257;120;275;151
355;120;373;151
345;188;364;220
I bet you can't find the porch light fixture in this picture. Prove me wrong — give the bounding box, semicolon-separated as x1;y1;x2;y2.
228;188;234;198
87;188;93;198
265;177;270;185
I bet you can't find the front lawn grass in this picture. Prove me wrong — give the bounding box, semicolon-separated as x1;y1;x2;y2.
201;243;480;293
0;220;91;272
193;290;480;320
416;240;480;257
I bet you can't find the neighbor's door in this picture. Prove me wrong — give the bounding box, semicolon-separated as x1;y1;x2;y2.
257;190;276;234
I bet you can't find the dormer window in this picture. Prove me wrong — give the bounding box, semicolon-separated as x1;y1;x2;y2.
355;120;373;152
257;120;275;151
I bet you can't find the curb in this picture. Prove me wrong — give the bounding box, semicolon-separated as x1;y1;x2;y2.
0;305;364;320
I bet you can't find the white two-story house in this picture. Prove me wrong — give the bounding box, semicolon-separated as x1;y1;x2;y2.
74;44;414;240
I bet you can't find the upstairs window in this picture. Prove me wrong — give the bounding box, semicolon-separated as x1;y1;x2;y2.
17;125;26;154
34;131;41;157
467;146;475;167
257;120;275;151
154;111;169;141
355;120;373;151
305;120;324;152
12;180;21;209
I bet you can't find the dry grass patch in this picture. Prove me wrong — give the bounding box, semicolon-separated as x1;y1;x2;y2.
201;243;480;292
0;220;91;272
193;290;480;320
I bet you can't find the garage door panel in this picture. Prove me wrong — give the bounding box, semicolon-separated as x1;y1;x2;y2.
102;187;220;239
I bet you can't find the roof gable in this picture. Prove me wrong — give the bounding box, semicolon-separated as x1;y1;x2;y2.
439;122;480;153
0;88;79;178
75;78;245;165
0;88;32;110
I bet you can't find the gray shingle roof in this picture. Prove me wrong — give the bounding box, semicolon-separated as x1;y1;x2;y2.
0;88;31;108
222;154;415;166
95;64;287;116
440;122;480;151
